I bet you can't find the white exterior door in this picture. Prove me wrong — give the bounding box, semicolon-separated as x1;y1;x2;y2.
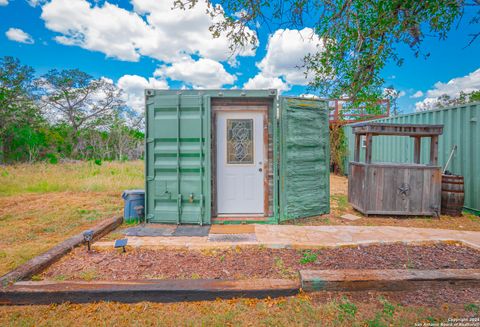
216;111;264;215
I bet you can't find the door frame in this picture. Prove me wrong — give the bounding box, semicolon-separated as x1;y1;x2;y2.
211;103;269;217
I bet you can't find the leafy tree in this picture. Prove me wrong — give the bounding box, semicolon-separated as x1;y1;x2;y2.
417;89;480;110
0;57;144;163
5;125;48;162
383;86;403;116
471;90;480;102
35;69;126;157
177;0;477;103
0;56;41;162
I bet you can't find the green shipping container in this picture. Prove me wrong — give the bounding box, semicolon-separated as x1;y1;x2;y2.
145;89;330;224
343;102;480;214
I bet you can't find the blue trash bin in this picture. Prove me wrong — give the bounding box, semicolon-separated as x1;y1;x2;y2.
122;189;145;223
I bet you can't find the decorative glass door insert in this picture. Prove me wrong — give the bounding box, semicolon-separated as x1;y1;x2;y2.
226;119;254;164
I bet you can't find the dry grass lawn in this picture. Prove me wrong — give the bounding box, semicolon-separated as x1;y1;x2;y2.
1;292;478;326
0;161;143;276
0;160;143;195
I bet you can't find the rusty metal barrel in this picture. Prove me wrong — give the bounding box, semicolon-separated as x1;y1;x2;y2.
441;174;464;216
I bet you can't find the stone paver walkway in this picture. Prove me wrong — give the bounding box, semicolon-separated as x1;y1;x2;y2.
94;225;480;250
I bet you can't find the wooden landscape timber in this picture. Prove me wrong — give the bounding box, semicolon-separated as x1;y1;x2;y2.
2;269;480;305
300;269;480;292
0;216;123;287
0;279;300;305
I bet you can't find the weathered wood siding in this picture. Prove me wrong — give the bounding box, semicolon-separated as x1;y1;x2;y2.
343;103;480;213
349;162;441;216
348;162;366;212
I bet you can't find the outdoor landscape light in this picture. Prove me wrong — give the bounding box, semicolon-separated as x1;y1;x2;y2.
83;230;94;251
114;238;128;253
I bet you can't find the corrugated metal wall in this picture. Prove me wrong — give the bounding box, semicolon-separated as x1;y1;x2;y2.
344;102;480;213
279;97;330;221
145;92;211;224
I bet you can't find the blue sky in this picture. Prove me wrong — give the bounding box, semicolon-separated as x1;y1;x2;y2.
1;0;479;113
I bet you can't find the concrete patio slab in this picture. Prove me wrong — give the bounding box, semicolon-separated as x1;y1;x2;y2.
340;213;362;221
123;226;175;237
173;226;211;237
207;233;257;243
93;225;480;251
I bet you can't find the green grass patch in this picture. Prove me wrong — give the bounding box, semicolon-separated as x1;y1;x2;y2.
466;214;480;223
332;194;349;211
273;256;295;279
300;251;318;264
465;303;479;314
79;269;98;281
336;296;358;322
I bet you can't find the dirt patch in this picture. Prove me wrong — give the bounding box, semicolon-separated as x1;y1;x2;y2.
42;243;480;281
330;174;348;195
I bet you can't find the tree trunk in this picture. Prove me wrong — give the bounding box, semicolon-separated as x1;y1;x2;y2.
0;139;4;164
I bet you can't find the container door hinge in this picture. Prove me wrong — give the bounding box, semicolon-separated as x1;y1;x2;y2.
146;214;154;223
146;138;154;144
199;194;204;225
147;176;154;181
177;194;182;224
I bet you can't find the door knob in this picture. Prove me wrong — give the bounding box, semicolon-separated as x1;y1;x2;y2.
258;168;263;172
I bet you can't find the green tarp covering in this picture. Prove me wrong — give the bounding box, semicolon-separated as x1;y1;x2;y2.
279;98;330;221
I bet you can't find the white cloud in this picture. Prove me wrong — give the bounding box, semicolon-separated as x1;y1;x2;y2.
411;90;424;98
155;57;236;89
233;9;247;19
299;94;320;99
243;73;290;93
132;0;256;61
398;90;406;98
0;0;8;6
5;28;34;44
41;0;153;61
416;68;480;110
40;0;255;63
117;74;168;113
257;28;322;85
27;0;47;6
243;27;321;92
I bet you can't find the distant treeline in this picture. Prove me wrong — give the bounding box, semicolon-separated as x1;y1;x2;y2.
0;56;144;164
